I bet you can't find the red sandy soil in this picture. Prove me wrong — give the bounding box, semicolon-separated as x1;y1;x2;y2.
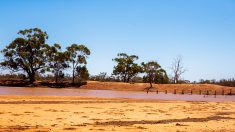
80;81;234;95
0;96;234;132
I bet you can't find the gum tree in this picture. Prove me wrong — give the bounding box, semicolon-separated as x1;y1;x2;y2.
112;53;142;83
142;61;166;88
47;44;69;84
0;28;49;83
66;44;90;84
154;69;169;84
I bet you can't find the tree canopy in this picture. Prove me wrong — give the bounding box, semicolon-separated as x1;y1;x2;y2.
76;65;89;82
0;28;177;86
0;28;49;82
47;44;69;84
112;53;142;83
142;61;168;88
66;44;91;83
0;28;91;84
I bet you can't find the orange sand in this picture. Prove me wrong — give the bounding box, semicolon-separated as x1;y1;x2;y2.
80;81;234;95
0;95;234;132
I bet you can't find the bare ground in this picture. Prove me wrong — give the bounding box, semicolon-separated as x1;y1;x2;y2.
78;81;235;95
0;96;235;132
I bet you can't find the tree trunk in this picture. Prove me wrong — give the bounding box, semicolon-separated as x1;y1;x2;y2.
149;76;153;88
29;72;35;83
147;77;152;94
72;71;75;84
72;62;75;84
149;73;153;88
123;74;127;83
175;76;179;84
127;77;130;83
55;72;58;84
150;81;152;88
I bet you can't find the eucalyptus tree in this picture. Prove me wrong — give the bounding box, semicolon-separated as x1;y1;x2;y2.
0;28;49;83
142;61;166;88
66;44;90;84
112;53;142;83
154;69;169;84
47;44;69;84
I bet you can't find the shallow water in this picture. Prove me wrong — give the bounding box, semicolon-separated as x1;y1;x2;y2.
0;86;234;102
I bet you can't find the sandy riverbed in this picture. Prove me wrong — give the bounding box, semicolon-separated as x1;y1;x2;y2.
0;96;235;132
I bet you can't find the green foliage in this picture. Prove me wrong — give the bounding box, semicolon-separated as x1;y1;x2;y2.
0;28;49;83
47;44;69;83
112;53;142;82
76;65;89;82
0;28;173;87
154;69;169;84
66;44;90;83
142;61;169;87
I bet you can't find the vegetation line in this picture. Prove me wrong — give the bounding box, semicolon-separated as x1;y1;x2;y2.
0;28;234;88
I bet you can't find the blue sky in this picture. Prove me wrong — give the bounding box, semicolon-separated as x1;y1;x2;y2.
0;0;235;81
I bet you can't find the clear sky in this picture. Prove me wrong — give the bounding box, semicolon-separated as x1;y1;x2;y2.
0;0;235;81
